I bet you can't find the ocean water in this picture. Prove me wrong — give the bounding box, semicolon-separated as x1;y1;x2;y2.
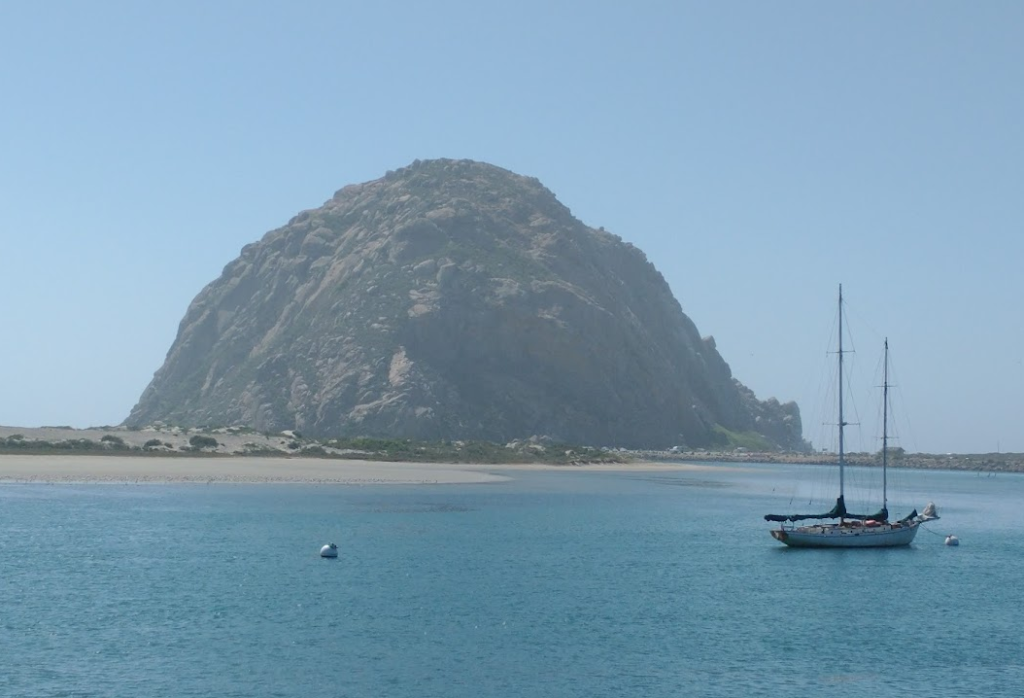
2;463;1022;697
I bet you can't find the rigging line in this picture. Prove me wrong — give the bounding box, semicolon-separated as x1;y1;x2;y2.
876;343;919;507
888;350;919;454
843;297;886;350
810;312;840;454
839;288;894;458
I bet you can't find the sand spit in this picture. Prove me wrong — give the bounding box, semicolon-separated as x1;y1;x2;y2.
0;455;507;485
6;425;1022;476
0;454;740;485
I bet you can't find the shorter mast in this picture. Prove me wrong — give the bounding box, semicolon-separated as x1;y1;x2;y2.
882;338;889;515
838;284;845;500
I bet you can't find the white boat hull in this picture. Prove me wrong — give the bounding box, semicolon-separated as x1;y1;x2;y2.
771;521;920;548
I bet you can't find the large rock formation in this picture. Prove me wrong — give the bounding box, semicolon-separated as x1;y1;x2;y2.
125;159;803;450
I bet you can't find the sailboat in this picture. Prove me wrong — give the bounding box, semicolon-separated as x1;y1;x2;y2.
765;285;937;548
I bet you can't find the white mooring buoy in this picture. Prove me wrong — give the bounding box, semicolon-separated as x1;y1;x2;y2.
945;535;960;547
320;543;338;558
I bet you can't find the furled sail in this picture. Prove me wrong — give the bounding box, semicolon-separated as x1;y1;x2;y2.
844;506;889;522
898;509;919;524
764;495;891;523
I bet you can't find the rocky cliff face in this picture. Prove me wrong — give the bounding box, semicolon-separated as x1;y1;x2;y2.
125;159;803;450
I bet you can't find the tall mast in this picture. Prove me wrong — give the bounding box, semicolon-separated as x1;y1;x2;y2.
838;284;845;498
882;338;889;514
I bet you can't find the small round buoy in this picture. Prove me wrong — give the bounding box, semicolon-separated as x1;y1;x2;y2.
320;543;338;558
945;535;959;546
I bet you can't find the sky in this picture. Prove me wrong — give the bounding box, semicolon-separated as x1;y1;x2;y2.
2;2;1022;454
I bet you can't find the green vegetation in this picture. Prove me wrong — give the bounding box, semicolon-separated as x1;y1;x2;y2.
321;437;626;465
240;442;282;456
0;431;625;463
188;434;219;449
0;437;105;452
3;429;1024;472
710;426;778;452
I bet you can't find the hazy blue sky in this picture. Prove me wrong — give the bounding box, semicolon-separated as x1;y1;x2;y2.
2;2;1022;453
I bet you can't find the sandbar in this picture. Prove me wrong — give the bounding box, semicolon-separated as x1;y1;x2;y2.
0;455;739;485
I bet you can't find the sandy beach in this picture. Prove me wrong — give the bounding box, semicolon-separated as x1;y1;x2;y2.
0;454;736;485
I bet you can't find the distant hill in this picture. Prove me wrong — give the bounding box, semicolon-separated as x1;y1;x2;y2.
125;159;805;450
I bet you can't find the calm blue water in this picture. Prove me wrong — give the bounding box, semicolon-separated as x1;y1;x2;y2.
2;463;1022;697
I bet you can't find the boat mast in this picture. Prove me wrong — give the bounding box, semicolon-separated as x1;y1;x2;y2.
838;284;845;499
882;338;889;514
